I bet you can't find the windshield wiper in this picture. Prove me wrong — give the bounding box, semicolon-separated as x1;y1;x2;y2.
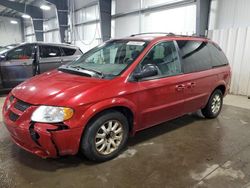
70;65;104;78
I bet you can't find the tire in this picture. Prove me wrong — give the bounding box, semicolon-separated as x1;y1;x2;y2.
81;110;129;162
201;89;223;119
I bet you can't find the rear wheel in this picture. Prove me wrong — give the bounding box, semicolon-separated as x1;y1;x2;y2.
202;89;223;119
81;110;129;162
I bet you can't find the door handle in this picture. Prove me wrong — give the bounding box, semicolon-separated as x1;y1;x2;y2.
187;82;196;88
175;84;185;92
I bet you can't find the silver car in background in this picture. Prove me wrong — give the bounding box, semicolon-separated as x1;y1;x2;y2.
0;42;82;89
0;43;20;54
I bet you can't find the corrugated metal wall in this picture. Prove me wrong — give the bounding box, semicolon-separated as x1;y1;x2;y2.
72;0;196;52
208;0;250;96
24;25;36;42
74;4;102;52
113;0;196;38
208;28;250;96
209;0;250;30
43;18;61;43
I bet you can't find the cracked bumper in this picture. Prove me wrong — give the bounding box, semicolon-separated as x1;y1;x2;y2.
3;119;83;158
2;94;85;158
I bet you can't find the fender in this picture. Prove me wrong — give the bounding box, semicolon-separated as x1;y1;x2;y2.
79;97;138;133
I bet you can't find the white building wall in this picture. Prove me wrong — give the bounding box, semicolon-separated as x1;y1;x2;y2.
141;5;196;34
0;16;22;46
72;0;196;52
209;0;250;30
113;0;196;38
24;25;36;42
208;0;250;96
114;14;140;38
43;18;61;43
73;4;102;52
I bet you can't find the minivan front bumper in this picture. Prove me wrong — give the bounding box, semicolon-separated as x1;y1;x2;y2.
2;95;83;158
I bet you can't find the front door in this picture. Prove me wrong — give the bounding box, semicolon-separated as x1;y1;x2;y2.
134;41;186;130
0;44;34;88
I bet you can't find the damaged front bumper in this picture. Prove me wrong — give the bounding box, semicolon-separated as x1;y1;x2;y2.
2;96;83;158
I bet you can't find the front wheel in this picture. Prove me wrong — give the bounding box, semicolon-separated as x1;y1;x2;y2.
201;89;223;119
81;110;129;162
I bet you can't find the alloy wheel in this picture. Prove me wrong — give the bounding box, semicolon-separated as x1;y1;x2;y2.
95;120;124;155
211;94;221;114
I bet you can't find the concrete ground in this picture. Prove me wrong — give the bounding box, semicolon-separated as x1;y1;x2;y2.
0;95;250;188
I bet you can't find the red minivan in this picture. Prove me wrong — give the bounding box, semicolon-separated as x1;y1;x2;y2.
2;33;231;162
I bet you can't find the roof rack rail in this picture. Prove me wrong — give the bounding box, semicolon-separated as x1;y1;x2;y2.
130;32;209;39
192;34;207;38
130;32;175;37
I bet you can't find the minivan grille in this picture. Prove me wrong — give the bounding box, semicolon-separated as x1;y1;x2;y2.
14;100;31;112
9;95;15;102
9;111;20;122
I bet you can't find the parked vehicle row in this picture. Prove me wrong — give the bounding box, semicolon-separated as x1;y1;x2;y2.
2;33;231;162
0;42;82;89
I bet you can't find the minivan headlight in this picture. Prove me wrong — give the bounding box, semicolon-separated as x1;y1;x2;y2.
31;106;74;123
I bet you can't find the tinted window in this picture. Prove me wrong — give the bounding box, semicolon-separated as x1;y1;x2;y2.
7;45;33;60
207;43;228;67
40;45;61;58
62;47;76;56
138;41;182;77
177;40;212;73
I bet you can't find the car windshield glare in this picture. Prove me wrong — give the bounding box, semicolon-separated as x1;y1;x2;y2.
64;40;148;79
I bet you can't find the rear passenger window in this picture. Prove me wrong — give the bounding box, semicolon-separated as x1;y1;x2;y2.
61;48;76;56
40;45;61;58
207;43;228;67
177;40;212;73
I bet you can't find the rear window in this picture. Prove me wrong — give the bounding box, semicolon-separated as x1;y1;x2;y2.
177;40;212;73
207;43;228;67
40;45;61;58
61;47;76;56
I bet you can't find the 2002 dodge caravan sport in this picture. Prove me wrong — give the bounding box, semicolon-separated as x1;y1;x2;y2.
2;33;231;162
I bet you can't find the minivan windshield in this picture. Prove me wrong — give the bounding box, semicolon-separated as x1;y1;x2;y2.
59;40;148;79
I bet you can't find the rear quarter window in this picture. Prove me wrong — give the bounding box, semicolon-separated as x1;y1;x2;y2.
40;45;61;58
61;47;76;56
177;40;212;74
207;43;229;67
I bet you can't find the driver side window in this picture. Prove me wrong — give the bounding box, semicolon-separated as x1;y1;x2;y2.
7;45;33;60
139;41;182;77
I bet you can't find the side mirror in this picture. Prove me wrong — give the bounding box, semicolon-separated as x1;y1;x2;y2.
133;64;158;80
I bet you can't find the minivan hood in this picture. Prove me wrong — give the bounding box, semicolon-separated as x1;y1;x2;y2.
12;70;108;106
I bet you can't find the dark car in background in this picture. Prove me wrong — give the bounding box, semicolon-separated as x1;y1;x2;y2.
0;42;82;89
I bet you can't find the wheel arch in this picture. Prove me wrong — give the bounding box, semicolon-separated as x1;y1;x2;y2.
80;98;138;136
212;84;226;96
203;83;226;108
